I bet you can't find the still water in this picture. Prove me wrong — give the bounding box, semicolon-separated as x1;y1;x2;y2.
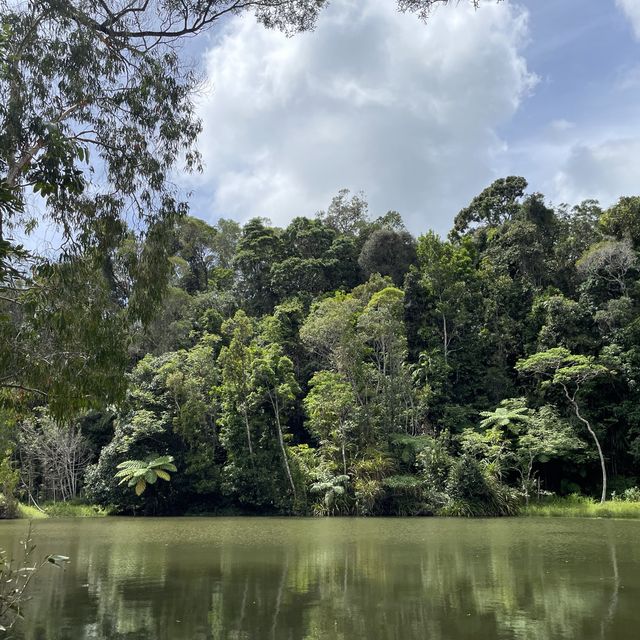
0;517;638;639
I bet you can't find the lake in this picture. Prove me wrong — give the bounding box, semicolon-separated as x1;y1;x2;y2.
0;517;638;639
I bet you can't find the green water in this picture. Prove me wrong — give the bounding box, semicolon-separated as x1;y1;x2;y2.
0;517;638;639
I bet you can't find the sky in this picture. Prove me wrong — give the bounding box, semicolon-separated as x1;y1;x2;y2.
181;0;640;235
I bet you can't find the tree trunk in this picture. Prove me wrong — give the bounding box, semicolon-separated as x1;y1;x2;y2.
270;391;296;501
441;311;448;364
242;404;254;459
340;422;348;477
563;385;607;503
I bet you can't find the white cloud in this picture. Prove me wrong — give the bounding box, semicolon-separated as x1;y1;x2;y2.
549;119;575;133
616;0;640;39
191;0;536;234
553;137;640;205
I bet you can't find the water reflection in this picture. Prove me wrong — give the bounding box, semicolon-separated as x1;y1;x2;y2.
0;517;637;639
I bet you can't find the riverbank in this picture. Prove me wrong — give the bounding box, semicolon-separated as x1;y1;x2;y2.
17;502;109;519
520;495;640;519
11;497;640;519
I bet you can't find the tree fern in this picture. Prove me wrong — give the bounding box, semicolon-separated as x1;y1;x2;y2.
479;399;531;433
115;455;177;496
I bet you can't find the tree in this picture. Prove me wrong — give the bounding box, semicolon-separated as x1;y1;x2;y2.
601;196;640;248
84;336;221;512
452;176;527;236
317;189;369;236
305;371;358;476
300;292;364;374
283;217;335;259
416;232;479;366
233;219;282;314
218;311;257;461
480;194;557;289
513;406;584;504
577;239;637;296
516;348;611;502
357;286;417;434
249;345;300;503
358;228;416;285
270;257;330;302
465;399;584;503
19;411;91;504
479;399;531;431
115;455;177;496
173;217;219;293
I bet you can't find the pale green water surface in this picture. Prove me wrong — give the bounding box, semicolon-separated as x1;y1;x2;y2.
0;517;638;639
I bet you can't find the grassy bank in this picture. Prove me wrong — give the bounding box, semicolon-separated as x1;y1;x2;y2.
11;496;640;519
520;495;640;519
17;501;109;519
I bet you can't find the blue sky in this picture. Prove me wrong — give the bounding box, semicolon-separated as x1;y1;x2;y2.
183;0;640;235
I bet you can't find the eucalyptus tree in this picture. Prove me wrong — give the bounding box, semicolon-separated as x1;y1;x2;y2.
1;0;207;410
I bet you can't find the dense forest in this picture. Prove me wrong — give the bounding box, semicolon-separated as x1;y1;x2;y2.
1;0;639;519
3;177;640;517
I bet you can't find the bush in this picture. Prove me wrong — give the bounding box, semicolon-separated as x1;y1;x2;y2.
611;486;640;502
43;501;108;517
380;475;435;516
354;478;384;515
441;455;517;517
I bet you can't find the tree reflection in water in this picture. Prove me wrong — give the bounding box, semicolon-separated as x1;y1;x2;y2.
0;517;637;640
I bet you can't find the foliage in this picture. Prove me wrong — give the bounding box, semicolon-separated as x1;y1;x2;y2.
442;455;517;517
611;486;640;502
521;494;640;519
9;174;640;517
115;456;177;496
516;348;611;502
18;411;91;503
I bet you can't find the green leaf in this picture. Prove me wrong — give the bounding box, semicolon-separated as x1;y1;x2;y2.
155;469;171;481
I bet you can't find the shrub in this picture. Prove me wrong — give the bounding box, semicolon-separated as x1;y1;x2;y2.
611;486;640;502
441;455;517;517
